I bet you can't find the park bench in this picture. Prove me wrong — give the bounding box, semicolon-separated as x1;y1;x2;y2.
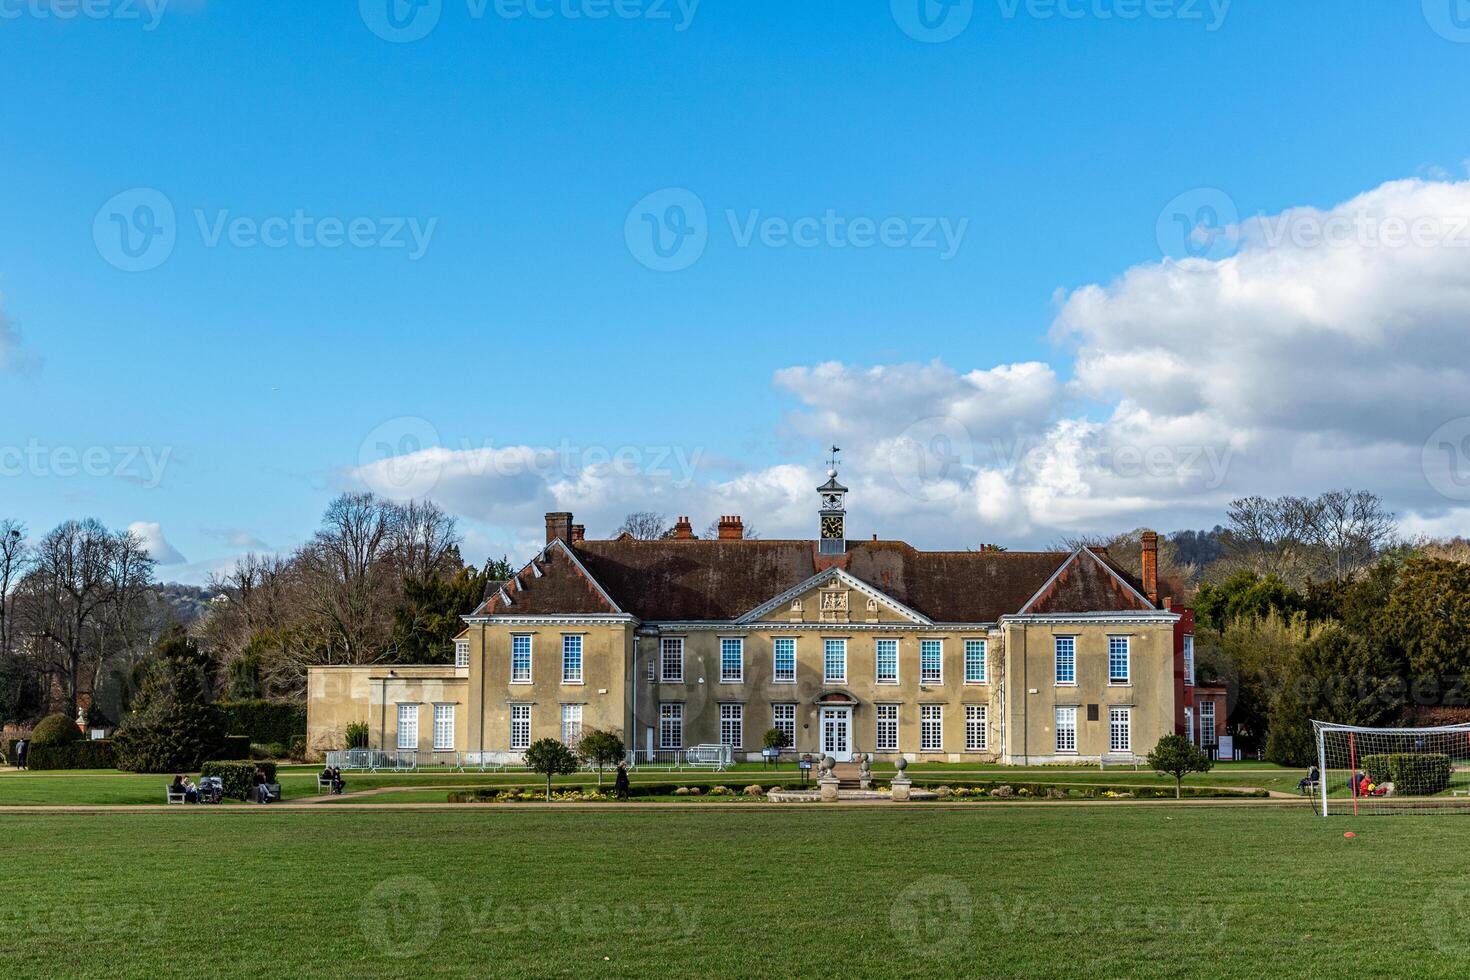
1099;753;1141;771
165;786;188;804
684;744;732;771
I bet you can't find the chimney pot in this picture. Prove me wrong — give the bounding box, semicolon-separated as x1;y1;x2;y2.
673;516;694;541
718;515;744;541
570;524;585;545
545;512;573;545
1141;530;1159;605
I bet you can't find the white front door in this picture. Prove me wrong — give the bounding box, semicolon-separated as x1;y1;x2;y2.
821;707;852;762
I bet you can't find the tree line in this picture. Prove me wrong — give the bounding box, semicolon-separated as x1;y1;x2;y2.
0;495;512;728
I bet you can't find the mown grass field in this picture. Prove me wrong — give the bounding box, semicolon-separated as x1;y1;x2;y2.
2;806;1466;978
0;761;1300;806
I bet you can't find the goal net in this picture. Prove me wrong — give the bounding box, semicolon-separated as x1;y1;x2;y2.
1313;721;1470;816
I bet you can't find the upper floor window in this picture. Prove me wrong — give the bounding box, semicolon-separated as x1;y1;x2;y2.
1183;634;1195;687
1108;636;1130;684
964;639;987;684
511;634;532;684
720;637;744;683
1055;636;1076;686
454;639;470;668
660;637;684;683
773;638;796;684
562;634;583;684
876;638;899;684
823;638;847;684
920;639;943;684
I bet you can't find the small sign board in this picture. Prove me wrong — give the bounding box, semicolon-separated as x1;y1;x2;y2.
1219;735;1235;760
90;729;106;741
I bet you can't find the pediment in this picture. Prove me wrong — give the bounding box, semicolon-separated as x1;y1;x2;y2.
735;567;932;626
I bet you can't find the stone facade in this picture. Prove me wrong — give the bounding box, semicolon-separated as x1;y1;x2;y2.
306;470;1181;765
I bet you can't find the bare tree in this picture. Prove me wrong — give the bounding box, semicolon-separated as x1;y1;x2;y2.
14;519;156;714
392;498;461;581
1220;490;1396;586
293;493;402;667
616;512;669;540
0;519;28;660
1306;489;1397;580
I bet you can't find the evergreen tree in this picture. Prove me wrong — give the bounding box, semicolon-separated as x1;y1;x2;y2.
114;626;224;773
1265;623;1407;767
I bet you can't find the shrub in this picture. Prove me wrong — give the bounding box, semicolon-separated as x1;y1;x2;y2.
708;785;733;796
217;735;250;760
289;736;307;760
524;738;578;801
1361;753;1452;796
30;713;82;747
27;739;117;770
743;784;765;796
576;728;625;786
200;760;277;801
215;700;306;746
344;722;369;749
114;628;225;773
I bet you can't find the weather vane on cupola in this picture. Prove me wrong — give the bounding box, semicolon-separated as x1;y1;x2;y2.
818;445;848;555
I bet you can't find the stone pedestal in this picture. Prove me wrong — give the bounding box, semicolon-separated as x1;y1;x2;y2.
891;755;911;801
818;776;840;802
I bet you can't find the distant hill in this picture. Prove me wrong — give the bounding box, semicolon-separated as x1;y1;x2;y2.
150;582;216;629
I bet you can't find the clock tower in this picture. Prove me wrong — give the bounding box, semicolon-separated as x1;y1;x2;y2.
817;446;848;556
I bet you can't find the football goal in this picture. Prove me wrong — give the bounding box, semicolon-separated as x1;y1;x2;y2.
1313;721;1470;816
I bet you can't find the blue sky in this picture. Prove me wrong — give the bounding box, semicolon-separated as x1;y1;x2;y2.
4;0;1470;580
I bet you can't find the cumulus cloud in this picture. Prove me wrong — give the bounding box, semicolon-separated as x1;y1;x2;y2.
349;175;1470;550
129;521;186;565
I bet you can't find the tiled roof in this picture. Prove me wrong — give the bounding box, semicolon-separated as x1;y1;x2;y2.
472;537;1154;623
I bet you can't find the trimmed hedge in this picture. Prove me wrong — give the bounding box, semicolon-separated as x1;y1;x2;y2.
1361;754;1452;796
31;713;82;747
26;739;117;770
200;760;278;801
216;700;305;746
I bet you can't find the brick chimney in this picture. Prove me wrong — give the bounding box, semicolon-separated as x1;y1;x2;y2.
1140;530;1159;605
545;512;573;545
717;515;744;541
672;516;694;540
570;524;585;545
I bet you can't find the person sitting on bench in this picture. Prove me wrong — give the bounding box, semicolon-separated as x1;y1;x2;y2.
1297;766;1320;794
253;767;276;803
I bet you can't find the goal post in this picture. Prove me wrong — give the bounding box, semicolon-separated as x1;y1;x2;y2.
1312;720;1470;816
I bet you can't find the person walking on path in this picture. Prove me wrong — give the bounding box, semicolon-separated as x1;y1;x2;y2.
614;760;630;801
15;737;27;770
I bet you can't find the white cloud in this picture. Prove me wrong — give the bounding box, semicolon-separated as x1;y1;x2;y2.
129;521;186;565
346;175;1470;551
202;527;270;549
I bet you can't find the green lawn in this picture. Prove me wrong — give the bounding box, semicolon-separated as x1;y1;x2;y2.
2;806;1466;977
0;764;1297;806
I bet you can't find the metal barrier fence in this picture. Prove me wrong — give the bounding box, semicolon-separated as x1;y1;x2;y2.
325;744;736;773
624;745;733;771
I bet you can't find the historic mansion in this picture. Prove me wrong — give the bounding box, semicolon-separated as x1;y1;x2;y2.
306;468;1202;764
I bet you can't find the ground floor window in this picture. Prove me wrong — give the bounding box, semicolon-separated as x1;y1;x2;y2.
772;703;796;748
1109;706;1131;753
920;704;943;752
510;704;530;750
876;704;898;752
396;703;418;750
965;704;987;751
433;704;455;750
720;703;743;749
561;704;582;747
1184;706;1194;745
1055;706;1077;753
1200;700;1216;746
659;703;683;750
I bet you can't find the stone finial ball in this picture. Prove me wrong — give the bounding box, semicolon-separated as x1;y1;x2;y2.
894;757;908;772
823;755;836;770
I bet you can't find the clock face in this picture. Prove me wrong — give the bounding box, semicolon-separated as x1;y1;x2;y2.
821;515;843;539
